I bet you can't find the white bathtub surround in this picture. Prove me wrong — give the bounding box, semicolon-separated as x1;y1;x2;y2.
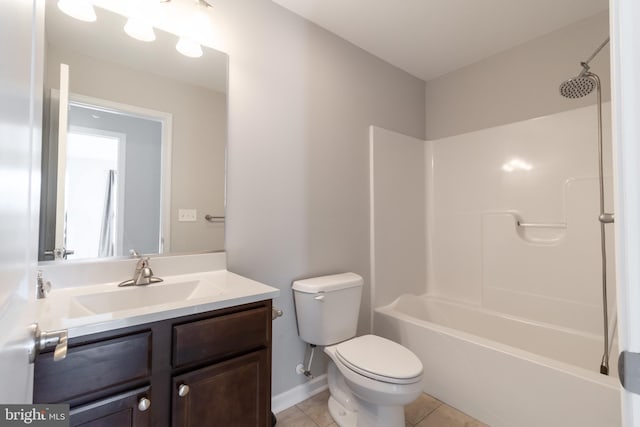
369;126;428;313
370;104;616;336
375;295;621;427
428;103;615;336
370;105;620;426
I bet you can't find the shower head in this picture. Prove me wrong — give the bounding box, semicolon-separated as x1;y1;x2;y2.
559;75;597;99
559;37;609;99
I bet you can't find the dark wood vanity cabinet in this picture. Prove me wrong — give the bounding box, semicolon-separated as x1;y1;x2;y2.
171;350;269;427
34;300;272;427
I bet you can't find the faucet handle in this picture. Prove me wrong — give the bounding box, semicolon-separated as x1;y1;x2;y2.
130;250;150;270
136;257;150;269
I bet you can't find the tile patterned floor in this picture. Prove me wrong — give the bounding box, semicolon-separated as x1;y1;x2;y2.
275;390;490;427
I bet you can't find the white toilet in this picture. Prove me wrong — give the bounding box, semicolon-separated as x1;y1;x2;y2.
292;273;424;427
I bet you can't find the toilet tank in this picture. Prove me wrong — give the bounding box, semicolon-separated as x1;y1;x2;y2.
292;272;363;346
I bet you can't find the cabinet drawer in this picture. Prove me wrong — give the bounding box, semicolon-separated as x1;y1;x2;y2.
173;306;269;368
34;332;151;404
70;386;151;427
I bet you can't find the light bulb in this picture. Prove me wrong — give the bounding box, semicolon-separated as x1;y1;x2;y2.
124;18;156;42
176;38;203;58
57;0;97;22
191;8;213;42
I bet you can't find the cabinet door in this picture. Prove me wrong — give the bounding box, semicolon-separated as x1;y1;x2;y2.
70;387;151;427
172;350;269;427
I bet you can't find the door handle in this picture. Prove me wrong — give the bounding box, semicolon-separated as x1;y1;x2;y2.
28;323;68;364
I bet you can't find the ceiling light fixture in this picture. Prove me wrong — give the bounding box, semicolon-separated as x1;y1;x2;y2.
63;0;214;57
124;17;156;42
175;0;211;58
124;0;157;42
57;0;97;22
176;37;203;58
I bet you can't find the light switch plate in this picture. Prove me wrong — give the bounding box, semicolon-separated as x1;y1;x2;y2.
178;209;197;222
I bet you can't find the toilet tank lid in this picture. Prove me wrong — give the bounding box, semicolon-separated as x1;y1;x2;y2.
292;272;363;293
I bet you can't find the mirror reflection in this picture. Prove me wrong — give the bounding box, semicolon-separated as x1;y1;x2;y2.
39;0;228;262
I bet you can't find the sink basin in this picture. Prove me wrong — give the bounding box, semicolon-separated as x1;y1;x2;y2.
72;280;225;315
35;268;280;337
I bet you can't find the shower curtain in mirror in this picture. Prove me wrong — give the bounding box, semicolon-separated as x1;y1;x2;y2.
98;169;116;257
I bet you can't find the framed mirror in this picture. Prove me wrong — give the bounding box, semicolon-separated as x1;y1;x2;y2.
39;0;228;262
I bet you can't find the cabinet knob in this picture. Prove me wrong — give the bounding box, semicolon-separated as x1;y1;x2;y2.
138;397;151;412
178;384;190;397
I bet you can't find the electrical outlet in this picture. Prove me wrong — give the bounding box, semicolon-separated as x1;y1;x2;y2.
178;209;197;222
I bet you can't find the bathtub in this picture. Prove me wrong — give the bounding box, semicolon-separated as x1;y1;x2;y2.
374;295;621;427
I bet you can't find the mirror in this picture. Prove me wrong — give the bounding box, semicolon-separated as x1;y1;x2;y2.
39;0;228;262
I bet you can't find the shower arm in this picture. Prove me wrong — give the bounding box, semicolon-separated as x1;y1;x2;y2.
579;37;610;77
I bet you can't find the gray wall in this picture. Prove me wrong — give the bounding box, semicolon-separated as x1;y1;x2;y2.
425;11;610;139
214;0;426;395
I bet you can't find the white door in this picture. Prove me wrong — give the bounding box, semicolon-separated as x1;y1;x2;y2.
54;64;70;258
611;0;640;426
0;0;43;403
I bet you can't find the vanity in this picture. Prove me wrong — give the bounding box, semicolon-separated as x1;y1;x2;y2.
32;258;279;427
30;3;278;425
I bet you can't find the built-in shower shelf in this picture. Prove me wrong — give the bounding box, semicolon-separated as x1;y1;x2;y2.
516;221;567;229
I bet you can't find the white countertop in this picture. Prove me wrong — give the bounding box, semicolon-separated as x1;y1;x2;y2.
35;270;280;338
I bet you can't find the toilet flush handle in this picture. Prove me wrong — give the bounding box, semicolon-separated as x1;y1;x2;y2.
314;294;325;301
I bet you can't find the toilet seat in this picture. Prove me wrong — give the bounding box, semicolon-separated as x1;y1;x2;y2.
335;335;423;385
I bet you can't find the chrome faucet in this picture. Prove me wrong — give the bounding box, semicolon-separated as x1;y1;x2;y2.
118;253;163;287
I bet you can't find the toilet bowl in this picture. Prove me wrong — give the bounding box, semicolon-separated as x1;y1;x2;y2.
324;335;423;427
292;273;424;427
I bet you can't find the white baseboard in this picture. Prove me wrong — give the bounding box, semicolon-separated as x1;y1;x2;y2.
272;374;328;414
